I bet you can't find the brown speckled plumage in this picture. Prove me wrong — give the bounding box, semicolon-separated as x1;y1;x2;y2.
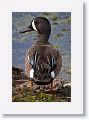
25;40;62;84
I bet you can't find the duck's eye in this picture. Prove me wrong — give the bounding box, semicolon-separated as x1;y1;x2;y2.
35;20;39;24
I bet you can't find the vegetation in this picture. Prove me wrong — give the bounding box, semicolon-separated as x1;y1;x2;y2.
53;45;60;49
53;33;63;40
12;84;71;102
51;15;58;21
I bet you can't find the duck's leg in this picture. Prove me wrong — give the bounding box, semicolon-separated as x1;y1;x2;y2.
28;80;33;91
25;54;34;91
29;81;33;91
50;80;53;92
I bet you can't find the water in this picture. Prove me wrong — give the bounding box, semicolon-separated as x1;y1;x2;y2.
12;12;71;81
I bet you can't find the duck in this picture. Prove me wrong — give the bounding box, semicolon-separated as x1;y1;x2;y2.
19;17;62;91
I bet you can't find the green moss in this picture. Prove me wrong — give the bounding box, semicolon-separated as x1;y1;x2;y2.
23;95;37;102
53;45;60;49
62;28;69;32
53;33;63;40
37;92;53;102
42;12;50;16
12;92;53;102
66;65;71;75
19;37;27;42
51;15;58;21
61;17;71;24
67;17;71;24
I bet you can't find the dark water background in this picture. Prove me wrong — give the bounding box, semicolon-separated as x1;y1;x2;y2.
12;12;71;81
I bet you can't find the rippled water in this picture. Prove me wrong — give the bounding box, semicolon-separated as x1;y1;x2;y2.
12;12;71;81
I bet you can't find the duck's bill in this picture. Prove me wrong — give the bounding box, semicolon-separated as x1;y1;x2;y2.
19;25;33;33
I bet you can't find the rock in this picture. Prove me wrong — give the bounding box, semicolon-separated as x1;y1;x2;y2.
63;83;71;87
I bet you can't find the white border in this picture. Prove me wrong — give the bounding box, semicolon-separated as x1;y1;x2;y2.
0;0;83;114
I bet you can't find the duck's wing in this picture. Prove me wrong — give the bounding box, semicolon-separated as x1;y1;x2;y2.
53;49;62;76
45;46;62;77
25;49;33;78
25;43;62;84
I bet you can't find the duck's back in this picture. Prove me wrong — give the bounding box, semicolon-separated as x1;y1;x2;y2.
25;41;62;85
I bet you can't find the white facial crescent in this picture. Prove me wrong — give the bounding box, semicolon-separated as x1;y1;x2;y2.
32;20;37;31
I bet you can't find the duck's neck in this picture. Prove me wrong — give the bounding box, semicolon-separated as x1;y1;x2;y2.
38;33;49;43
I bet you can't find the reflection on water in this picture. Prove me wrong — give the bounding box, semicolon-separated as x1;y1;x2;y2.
12;12;71;81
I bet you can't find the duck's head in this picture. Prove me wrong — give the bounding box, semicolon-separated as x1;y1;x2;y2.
19;17;51;42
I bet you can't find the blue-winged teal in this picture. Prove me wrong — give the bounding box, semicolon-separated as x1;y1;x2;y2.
20;17;62;91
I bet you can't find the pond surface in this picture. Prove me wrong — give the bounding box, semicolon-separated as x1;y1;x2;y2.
12;12;71;81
